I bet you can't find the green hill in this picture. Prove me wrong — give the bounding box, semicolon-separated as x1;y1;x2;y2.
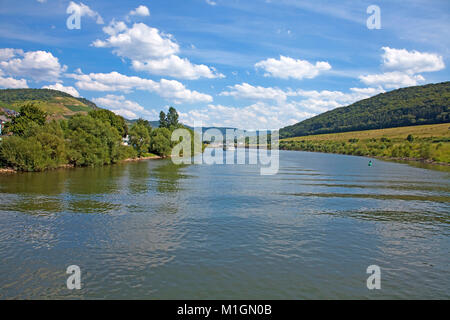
126;119;160;128
0;88;98;120
280;82;450;139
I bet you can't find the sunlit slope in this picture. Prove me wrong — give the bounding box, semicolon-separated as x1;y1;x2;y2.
282;123;450;142
280;123;450;164
0;88;98;119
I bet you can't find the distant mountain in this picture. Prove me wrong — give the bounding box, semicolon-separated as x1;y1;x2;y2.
0;88;98;120
280;81;450;139
125;119;160;128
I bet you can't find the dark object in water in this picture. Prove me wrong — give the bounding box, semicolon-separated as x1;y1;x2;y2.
368;160;373;167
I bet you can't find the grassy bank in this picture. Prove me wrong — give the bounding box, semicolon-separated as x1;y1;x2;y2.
280;123;450;164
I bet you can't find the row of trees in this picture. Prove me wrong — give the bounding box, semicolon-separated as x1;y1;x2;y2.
0;104;192;171
280;136;450;163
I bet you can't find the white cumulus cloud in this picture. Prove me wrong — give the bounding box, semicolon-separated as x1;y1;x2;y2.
132;55;224;80
219;83;384;113
359;71;425;89
67;70;213;104
0;72;28;89
92;21;222;80
179;86;384;130
220;83;295;102
358;47;445;89
0;49;67;82
255;55;331;80
129;5;150;17
179;102;316;130
0;48;23;61
382;47;445;74
93;22;178;60
42;83;80;97
93;94;159;119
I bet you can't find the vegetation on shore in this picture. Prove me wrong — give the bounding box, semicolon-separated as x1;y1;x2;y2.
280;123;450;164
280;82;450;139
0;103;194;172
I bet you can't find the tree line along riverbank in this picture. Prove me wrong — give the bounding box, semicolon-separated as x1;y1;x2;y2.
280;123;450;165
0;104;194;172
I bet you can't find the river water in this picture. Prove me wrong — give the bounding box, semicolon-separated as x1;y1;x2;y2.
0;150;449;299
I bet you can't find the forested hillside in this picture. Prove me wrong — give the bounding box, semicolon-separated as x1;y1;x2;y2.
280;82;450;139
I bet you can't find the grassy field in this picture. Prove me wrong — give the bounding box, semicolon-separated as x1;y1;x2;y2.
282;123;450;141
280;123;450;164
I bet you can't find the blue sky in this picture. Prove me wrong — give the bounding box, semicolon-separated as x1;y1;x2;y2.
0;0;449;129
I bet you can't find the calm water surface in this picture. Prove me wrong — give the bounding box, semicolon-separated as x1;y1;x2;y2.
0;150;449;299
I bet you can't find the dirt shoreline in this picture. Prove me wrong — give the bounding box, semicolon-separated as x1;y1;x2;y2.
122;155;163;162
0;155;165;174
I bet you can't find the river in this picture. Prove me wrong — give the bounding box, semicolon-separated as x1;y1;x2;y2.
0;149;449;299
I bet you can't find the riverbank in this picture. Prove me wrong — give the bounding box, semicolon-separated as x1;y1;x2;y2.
122;155;163;162
373;155;450;166
280;123;450;166
280;143;450;167
0;155;165;174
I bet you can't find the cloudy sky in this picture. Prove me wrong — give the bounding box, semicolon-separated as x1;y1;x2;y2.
0;0;449;129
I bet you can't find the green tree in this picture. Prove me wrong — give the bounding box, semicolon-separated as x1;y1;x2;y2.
66;115;123;166
0;136;48;171
150;127;172;157
129;122;151;157
159;111;168;128
6;103;47;136
167;107;179;128
135;118;153;133
89;109;128;137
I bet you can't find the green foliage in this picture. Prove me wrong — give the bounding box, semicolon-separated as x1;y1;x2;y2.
88;109;128;137
406;134;414;142
167;107;179;128
0;136;48;171
150;127;172;157
0;104;194;171
280;137;450;163
159;111;168;128
6;103;47;136
66;114;124;166
129;121;151;157
118;144;138;160
135;118;153;132
280;82;450;139
159;107;180;129
0;120;66;171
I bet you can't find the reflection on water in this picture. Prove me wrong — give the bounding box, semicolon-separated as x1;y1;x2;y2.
0;150;449;299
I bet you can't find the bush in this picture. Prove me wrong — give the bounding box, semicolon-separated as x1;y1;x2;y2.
150;127;172;157
0;136;49;171
66;115;122;166
129;122;151;157
406;134;414;142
